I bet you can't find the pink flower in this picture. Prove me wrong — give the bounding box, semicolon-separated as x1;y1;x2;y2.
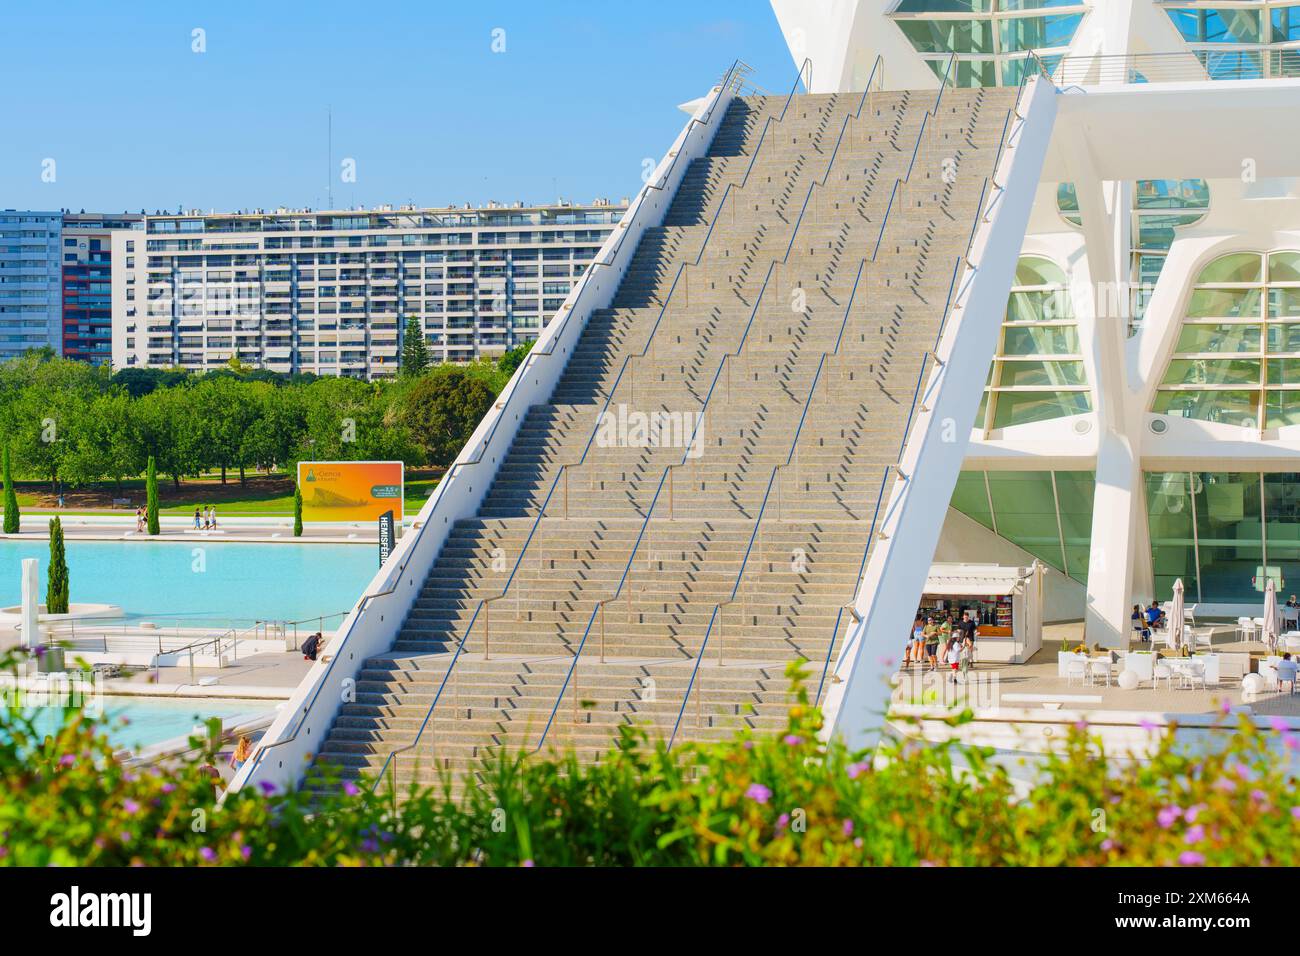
776;813;790;832
847;760;870;779
1184;825;1205;844
343;781;360;797
1290;806;1300;820
1139;718;1158;731
1270;716;1289;733
1157;805;1183;829
842;819;854;836
123;799;140;815
746;783;772;804
199;847;216;862
521;859;534;867
1179;851;1205;866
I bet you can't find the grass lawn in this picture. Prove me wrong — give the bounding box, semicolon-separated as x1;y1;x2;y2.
8;473;440;518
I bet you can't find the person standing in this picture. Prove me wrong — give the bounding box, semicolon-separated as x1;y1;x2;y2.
924;617;940;672
210;505;217;530
193;507;202;530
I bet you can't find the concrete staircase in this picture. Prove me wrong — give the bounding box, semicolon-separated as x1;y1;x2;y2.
312;88;1018;795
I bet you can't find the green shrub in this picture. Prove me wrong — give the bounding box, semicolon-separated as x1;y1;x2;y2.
2;446;18;535
46;518;69;614
2;651;1298;867
145;456;160;535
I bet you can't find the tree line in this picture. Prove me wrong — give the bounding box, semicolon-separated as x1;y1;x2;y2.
0;341;533;491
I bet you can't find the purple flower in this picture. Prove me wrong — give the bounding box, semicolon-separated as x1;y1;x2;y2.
161;783;176;794
745;783;772;804
119;831;132;844
33;645;46;659
199;847;216;862
853;837;863;849
240;845;251;861
360;838;379;853
1100;839;1115;851
1074;720;1088;731
1290;806;1300;820
1271;716;1290;733
776;813;790;832
1185;804;1204;823
343;781;360;797
783;734;803;747
123;799;140;815
258;780;277;796
1214;777;1237;793
59;754;75;767
1185;825;1205;844
1179;851;1205;866
1285;732;1299;751
521;859;534;868
1157;805;1183;829
1251;789;1270;807
1139;718;1158;732
743;740;754;750
847;760;870;780
842;819;854;837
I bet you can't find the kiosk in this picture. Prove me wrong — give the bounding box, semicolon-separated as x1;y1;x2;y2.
918;562;1045;664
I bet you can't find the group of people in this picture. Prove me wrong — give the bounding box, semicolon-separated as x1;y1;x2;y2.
1131;601;1166;642
906;611;978;683
193;505;219;530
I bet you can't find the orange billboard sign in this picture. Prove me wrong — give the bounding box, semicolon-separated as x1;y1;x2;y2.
296;461;404;523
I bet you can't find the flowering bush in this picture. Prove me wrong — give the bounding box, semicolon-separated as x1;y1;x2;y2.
2;650;1298;866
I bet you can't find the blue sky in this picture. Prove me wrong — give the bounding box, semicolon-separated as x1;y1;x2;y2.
0;1;793;214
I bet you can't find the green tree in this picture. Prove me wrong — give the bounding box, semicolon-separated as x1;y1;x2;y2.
2;446;18;535
293;484;303;537
47;517;69;614
145;456;160;536
497;339;535;379
399;366;495;467
400;316;431;377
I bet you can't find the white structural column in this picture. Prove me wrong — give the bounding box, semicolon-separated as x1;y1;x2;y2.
1063;127;1140;647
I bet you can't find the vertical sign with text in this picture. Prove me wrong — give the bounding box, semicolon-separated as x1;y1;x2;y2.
378;510;395;568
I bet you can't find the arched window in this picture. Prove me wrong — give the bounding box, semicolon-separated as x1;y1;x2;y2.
977;254;1091;429
1152;250;1300;429
889;0;1087;86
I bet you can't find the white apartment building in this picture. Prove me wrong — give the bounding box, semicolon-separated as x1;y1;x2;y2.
111;200;628;378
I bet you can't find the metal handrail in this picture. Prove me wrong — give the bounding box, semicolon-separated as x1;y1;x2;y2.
532;68;893;755
814;76;1039;705
667;59;972;743
365;56;819;792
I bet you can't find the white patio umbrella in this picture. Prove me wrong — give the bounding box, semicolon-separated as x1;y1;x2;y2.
1170;578;1185;652
1263;578;1280;651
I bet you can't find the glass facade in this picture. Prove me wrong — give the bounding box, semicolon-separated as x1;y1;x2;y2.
1153;250;1300;429
978;255;1092;429
1160;2;1300;77
1147;471;1300;602
889;0;1086;86
950;469;1095;582
1057;179;1210;332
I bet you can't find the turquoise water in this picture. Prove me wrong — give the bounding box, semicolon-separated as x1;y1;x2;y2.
14;697;274;751
0;539;376;626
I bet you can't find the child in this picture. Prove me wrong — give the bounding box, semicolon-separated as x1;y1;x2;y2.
946;638;962;684
959;636;973;681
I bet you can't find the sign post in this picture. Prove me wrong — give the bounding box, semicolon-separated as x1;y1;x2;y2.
378;510;395;567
